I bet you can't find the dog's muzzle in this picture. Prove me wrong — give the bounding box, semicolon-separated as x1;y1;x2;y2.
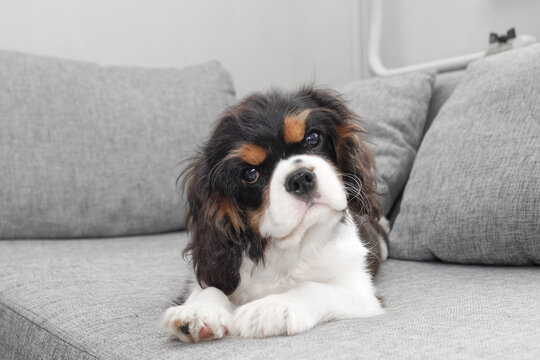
285;167;316;199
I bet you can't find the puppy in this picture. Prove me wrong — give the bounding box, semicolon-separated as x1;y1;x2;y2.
162;87;388;342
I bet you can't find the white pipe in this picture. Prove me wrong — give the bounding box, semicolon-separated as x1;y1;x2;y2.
367;0;485;76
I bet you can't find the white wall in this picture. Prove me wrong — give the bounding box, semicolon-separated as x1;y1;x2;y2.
374;0;540;70
1;0;539;95
0;0;362;97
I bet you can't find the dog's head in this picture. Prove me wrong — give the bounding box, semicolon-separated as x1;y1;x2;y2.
182;87;381;294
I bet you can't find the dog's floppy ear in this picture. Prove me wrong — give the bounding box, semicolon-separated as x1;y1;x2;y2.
302;87;382;221
335;118;382;221
181;153;244;295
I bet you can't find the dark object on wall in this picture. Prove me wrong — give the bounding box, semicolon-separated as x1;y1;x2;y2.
489;28;516;44
487;28;517;55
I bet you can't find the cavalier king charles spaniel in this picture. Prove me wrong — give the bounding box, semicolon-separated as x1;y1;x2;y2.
162;87;388;342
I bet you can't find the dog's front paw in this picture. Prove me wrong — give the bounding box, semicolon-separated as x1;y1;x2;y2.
233;295;317;338
162;303;233;343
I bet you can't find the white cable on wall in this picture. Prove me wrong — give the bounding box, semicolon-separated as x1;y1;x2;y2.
367;0;537;76
368;0;484;76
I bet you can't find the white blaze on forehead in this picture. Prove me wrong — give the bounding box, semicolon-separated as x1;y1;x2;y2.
259;155;347;240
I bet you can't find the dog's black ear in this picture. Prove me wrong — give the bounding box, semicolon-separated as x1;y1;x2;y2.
301;87;382;221
181;153;244;295
335;120;382;221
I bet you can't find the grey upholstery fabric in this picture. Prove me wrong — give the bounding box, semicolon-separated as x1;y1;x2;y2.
390;45;540;264
1;233;539;359
425;70;464;132
0;50;235;239
387;71;464;226
336;72;435;215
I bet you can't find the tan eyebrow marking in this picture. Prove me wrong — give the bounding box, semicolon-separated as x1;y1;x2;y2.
284;109;310;144
226;143;267;166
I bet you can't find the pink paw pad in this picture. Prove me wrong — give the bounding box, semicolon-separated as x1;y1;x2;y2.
198;324;214;339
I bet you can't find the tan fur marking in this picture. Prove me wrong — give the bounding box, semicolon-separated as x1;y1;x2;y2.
284;109;310;144
173;319;183;329
227;144;267;166
216;197;244;234
248;186;270;231
336;122;363;141
335;123;364;159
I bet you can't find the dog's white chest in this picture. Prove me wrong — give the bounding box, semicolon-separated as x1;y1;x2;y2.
229;219;367;305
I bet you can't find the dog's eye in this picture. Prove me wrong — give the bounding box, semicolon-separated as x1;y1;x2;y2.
242;168;260;184
305;131;321;147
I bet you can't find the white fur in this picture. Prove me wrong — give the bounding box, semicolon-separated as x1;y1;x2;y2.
162;286;234;343
164;154;384;341
259;155;348;240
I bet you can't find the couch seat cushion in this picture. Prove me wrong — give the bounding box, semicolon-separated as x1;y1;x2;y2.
1;235;539;359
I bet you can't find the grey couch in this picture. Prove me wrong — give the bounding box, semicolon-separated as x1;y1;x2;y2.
1;49;539;360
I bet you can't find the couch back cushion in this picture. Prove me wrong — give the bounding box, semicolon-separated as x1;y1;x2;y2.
389;44;540;264
336;71;435;215
0;50;235;238
425;70;464;132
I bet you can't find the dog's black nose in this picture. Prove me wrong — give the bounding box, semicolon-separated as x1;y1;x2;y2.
285;168;316;198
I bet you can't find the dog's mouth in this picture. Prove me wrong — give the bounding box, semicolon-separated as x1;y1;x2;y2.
306;190;347;213
274;198;345;243
301;188;347;210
